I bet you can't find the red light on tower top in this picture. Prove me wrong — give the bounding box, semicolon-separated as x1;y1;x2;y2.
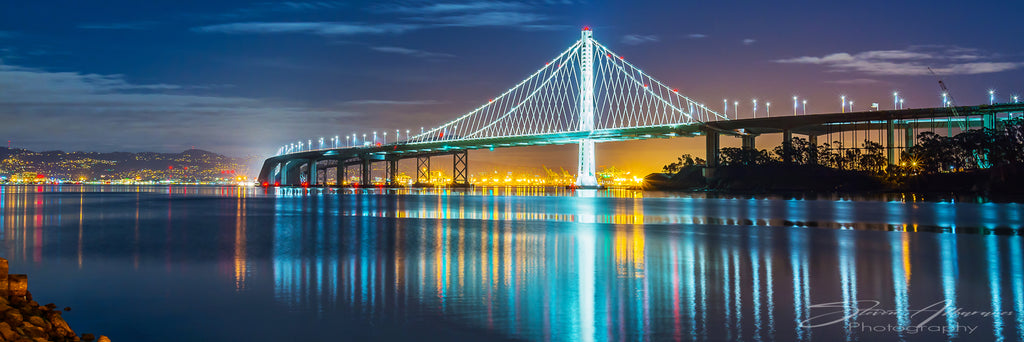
582;26;590;31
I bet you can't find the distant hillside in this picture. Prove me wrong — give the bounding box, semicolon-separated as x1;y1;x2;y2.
0;148;252;182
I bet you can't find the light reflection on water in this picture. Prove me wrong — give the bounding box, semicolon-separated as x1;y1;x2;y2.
0;185;1022;341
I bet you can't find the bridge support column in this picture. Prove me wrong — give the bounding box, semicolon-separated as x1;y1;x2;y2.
452;150;469;187
415;156;431;187
741;135;756;150
782;129;793;164
360;157;371;186
983;113;996;129
386;159;399;187
808;135;818;165
335;161;345;187
704;130;719;168
283;160;304;186
308;160;317;186
904;124;914;154
886;119;896;166
275;162;284;186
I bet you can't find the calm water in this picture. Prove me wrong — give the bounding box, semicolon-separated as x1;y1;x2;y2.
1;185;1022;341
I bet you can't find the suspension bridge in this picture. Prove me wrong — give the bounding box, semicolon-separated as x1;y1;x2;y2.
257;28;1024;188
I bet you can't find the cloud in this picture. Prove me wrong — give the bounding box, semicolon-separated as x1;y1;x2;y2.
370;46;454;59
687;33;707;39
825;78;882;85
190;2;347;21
194;22;420;36
78;22;155;30
383;1;528;14
775;46;1024;76
343;99;442;106
419;11;556;29
742;38;756;45
0;61;344;156
621;34;659;45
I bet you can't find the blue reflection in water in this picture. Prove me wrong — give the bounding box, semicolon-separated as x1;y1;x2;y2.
988;236;1004;342
1011;237;1024;341
939;233;959;339
890;233;911;336
838;232;858;339
790;229;811;341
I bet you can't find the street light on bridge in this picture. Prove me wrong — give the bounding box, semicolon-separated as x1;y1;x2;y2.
766;102;771;117
989;89;995;105
942;92;949;107
849;101;853;112
893;92;899;110
752;99;757;118
900;99;904;109
723;99;728;117
802;100;807;115
793;96;798;115
733;101;739;119
840;95;846;113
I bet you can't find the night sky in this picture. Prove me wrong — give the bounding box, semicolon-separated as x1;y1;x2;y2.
2;1;1023;175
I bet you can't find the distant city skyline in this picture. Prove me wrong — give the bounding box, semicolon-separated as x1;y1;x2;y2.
2;0;1023;174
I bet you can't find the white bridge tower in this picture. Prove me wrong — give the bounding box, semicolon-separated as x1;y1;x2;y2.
576;27;599;188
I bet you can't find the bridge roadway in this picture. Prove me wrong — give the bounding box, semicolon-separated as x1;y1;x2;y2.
257;103;1024;187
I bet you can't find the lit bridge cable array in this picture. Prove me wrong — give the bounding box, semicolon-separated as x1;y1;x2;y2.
407;30;727;144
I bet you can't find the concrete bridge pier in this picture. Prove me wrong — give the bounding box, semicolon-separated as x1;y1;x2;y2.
781;129;793;164
704;129;719;167
307;160;317;186
281;159;306;186
808;135;818;165
386;159;399;187
904;123;915;155
342;160;350;187
886;119;896;166
360;157;371;186
741;135;756;150
415;156;431;187
984;113;996;129
451;150;469;187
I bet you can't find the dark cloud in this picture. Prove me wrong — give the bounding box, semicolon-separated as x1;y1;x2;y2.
776;46;1024;76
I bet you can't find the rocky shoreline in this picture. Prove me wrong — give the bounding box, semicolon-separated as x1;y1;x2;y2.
0;258;108;342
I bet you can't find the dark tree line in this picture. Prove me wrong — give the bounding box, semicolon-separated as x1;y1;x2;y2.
717;138;886;173
662;117;1024;175
662;154;706;173
902;117;1024;172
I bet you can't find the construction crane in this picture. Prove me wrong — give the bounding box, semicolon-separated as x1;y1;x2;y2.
928;67;965;131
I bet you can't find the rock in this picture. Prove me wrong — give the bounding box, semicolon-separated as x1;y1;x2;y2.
81;333;94;341
6;275;27;297
97;336;110;342
33;338;48;342
22;326;44;339
4;310;22;325
43;304;56;311
0;322;17;341
14;337;34;342
63;307;71;312
0;258;8;298
26;317;47;332
46;313;74;338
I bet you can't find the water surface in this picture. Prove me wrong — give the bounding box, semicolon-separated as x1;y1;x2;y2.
0;185;1022;341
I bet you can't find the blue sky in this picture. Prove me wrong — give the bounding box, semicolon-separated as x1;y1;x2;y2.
1;1;1023;173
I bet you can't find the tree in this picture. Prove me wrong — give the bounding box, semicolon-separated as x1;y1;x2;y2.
720;147;772;166
662;153;705;173
773;137;817;165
